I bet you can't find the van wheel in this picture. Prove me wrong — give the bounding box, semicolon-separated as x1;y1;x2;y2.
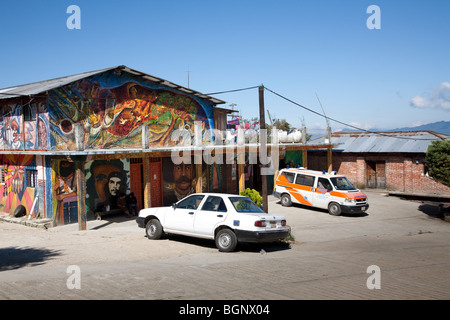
281;194;292;207
328;202;342;216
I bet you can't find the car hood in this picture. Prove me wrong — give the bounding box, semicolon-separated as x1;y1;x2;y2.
138;206;166;217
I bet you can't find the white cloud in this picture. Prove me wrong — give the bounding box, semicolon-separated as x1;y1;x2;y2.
410;82;450;111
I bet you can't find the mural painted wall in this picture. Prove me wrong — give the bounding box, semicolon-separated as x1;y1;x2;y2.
52;158;131;225
52;159;77;225
162;157;226;206
0;101;50;151
48;70;215;151
85;158;130;218
162;157;203;206
0;155;38;216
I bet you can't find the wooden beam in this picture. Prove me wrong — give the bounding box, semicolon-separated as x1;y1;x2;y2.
196;163;203;193
75;157;86;231
302;149;308;169
143;155;151;208
259;85;268;213
327;146;333;173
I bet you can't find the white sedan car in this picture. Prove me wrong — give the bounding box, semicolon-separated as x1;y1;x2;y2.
136;193;289;252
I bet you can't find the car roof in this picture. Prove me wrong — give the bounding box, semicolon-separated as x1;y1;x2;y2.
280;168;345;178
190;193;247;197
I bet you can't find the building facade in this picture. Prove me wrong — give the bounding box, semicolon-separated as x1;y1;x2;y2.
0;66;236;225
308;131;450;197
0;66;334;228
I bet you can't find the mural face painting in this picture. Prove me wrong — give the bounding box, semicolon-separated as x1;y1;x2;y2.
49;71;214;151
163;158;197;206
162;157;225;206
85;159;130;218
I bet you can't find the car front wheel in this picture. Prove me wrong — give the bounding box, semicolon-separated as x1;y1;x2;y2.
215;229;238;252
146;219;163;240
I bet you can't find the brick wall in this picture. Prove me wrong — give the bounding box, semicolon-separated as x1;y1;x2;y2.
307;151;450;196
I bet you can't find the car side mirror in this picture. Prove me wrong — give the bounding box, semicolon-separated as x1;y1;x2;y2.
172;203;178;209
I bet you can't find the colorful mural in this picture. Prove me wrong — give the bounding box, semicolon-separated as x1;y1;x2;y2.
52;160;77;225
0;155;37;216
162;157;198;206
49;70;215;150
85;158;130;218
0;69;218;223
0;102;50;151
52;158;132;225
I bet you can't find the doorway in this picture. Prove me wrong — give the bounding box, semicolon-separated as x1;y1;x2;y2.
366;160;386;189
150;158;163;207
130;158;143;210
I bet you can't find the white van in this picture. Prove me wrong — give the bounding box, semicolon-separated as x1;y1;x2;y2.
274;168;369;216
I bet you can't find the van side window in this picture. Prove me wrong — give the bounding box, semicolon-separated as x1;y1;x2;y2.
295;174;315;187
281;171;295;183
318;178;333;191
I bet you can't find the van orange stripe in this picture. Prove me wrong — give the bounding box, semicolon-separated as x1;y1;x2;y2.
276;178;367;201
289;190;313;206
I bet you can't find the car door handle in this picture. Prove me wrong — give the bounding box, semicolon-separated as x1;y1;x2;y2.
217;214;223;218
188;211;195;215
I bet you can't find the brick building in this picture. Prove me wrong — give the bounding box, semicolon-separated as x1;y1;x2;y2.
308;131;450;197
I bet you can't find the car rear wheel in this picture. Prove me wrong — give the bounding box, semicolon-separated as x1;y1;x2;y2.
328;202;342;216
281;194;292;207
146;219;163;240
215;229;237;252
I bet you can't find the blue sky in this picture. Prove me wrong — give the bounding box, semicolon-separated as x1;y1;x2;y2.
1;0;449;134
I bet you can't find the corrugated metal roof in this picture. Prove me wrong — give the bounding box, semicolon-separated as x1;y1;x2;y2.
0;65;226;105
0;66;117;99
310;131;449;153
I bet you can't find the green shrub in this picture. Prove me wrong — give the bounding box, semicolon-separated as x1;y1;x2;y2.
240;188;263;207
426;140;450;188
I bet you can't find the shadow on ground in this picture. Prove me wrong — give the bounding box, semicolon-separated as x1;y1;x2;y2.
0;247;62;271
159;233;291;253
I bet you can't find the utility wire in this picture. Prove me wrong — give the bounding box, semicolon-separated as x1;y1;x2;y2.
0;83;440;141
264;86;437;141
205;85;260;96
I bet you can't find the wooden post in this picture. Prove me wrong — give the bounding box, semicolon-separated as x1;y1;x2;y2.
272;126;280;186
194;121;203;193
327;146;333;173
75;156;86;231
237;126;245;194
302;149;308;169
143;155;151;208
259;85;268;213
196;163;203;193
73;125;86;230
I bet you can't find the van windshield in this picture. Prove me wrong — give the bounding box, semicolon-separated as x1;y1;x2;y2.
330;177;357;191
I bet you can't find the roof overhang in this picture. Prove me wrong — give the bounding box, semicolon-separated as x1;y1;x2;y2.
0;65;226;106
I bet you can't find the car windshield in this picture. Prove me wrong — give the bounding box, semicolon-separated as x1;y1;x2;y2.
330;177;357;191
228;197;264;213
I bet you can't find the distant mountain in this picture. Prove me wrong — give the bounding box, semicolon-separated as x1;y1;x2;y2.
340;121;450;136
391;121;450;135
